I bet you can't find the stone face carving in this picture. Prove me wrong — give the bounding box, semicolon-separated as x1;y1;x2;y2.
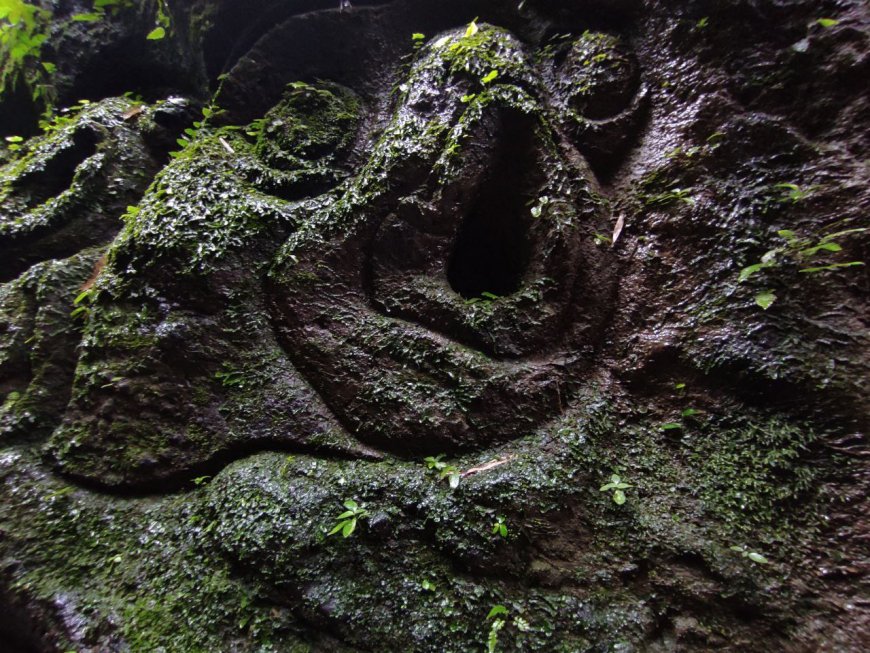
267;27;630;455
40;24;647;484
0;1;867;651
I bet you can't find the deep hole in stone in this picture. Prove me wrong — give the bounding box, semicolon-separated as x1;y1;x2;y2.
447;113;536;299
0;589;49;653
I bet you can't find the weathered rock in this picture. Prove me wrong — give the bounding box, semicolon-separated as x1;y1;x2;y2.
0;1;867;651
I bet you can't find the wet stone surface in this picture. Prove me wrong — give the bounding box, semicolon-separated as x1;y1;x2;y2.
0;1;867;651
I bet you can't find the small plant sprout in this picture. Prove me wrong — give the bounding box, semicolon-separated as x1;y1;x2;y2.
420;579;437;592
660;422;682;431
644;187;695;206
4;135;23;152
774;182;814;203
486;604;508;653
70;287;95;321
279;455;296;477
146;0;171;40
738;227;866;295
328;499;369;537
600;474;632;505
492;515;508;538
465;18;479;38
816;18;839;28
192;475;211;486
424;454;461;488
593;232;612;246
440;465;461;488
730;545;769;564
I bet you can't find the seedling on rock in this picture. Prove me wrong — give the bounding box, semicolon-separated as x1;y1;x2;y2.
600;474;631;505
328;499;369;537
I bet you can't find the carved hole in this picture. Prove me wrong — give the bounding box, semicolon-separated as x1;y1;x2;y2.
447;113;537;299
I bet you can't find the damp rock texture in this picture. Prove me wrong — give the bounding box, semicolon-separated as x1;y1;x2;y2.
0;1;867;651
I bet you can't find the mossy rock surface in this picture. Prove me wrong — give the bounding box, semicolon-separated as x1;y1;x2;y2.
0;0;867;651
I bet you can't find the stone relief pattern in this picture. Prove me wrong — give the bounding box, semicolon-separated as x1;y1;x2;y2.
0;1;867;651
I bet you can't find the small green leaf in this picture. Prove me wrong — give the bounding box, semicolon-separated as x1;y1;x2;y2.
613;489;626;505
72;12;103;22
754;291;776;310
342;519;356;537
820;228;867;242
5;135;23;143
487;605;508;620
661;422;682;431
481;69;499;84
738;263;767;282
412;32;425;40
747;552;769;564
800;261;864;273
464;19;479;38
681;408;699;417
800;242;842;257
328;521;345;536
816;18;839;27
343;499;358;510
460;93;476;103
146;26;166;40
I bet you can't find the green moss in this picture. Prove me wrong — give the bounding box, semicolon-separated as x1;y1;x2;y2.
0;97;156;241
690;418;819;536
254;81;360;170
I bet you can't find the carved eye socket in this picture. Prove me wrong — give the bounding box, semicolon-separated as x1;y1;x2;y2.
548;32;647;177
556;32;641;120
